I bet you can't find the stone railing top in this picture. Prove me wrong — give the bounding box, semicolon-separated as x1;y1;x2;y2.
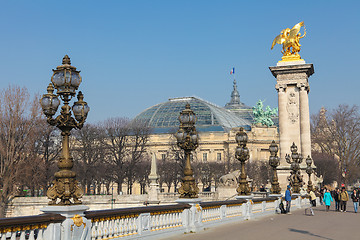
0;213;65;230
200;199;247;208
84;203;191;220
252;197;278;203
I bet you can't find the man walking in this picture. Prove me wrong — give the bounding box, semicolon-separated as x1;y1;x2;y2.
285;185;292;214
340;187;349;212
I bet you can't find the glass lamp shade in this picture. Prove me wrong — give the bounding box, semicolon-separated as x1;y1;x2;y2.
269;156;280;167
236;146;242;157
190;132;198;143
179;113;190;124
236;128;248;145
290;143;297;153
40;84;60;116
52;69;81;95
306;156;312;166
179;103;196;126
176;129;185;142
269;140;278;154
51;56;82;96
72;91;89;121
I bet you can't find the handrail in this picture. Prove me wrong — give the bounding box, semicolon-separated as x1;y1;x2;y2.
0;213;65;231
200;199;246;208
84;203;190;220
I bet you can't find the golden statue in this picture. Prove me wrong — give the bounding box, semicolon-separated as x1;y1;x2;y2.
271;21;306;61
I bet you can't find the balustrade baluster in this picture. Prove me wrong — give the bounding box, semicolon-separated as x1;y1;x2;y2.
37;228;44;240
108;219;114;237
11;231;17;240
113;218;119;236
97;220;103;239
28;229;35;240
91;222;97;240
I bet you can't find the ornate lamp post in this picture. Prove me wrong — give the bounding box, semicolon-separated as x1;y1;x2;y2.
176;104;199;198
305;156;314;191
269;140;281;194
285;142;303;194
235;128;251;196
40;55;90;205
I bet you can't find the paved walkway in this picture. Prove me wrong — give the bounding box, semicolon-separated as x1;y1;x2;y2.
167;203;359;240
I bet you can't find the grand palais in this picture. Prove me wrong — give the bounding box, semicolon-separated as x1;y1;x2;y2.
135;80;279;167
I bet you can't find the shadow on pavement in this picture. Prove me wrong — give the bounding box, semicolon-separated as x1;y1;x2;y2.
289;228;333;240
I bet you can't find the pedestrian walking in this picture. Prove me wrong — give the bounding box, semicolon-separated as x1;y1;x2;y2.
285;185;292;214
339;187;349;212
323;188;333;212
351;188;359;213
308;189;316;215
333;188;340;211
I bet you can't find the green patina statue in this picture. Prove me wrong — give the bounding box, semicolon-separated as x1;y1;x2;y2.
252;100;278;127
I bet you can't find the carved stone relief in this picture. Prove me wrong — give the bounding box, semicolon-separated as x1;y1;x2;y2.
286;91;299;123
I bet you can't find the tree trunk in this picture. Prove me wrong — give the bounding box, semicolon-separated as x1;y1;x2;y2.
0;198;8;218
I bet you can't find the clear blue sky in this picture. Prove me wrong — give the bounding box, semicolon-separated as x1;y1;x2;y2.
0;1;359;123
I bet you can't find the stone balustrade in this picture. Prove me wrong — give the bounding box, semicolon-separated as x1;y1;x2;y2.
0;213;65;240
0;195;310;240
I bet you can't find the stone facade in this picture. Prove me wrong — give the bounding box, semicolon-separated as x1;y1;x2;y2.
148;125;279;167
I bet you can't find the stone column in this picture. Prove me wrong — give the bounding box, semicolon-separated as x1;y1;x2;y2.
269;61;314;190
298;83;311;165
275;84;289;165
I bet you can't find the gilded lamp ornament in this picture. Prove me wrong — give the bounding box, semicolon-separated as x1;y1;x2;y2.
268;140;281;194
235;128;251;195
285;143;304;194
176;103;199;198
305;156;314;192
40;55;89;205
271;21;306;62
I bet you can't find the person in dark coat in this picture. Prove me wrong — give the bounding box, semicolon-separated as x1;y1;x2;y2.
333;188;340;211
351;189;359;213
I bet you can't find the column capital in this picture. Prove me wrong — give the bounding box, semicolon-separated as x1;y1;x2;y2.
275;84;287;92
297;83;310;93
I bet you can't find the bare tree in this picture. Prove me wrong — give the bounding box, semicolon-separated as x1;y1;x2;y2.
125;119;151;194
102;117;130;194
33;120;60;195
134;159;150;194
72;123;107;194
0;86;41;217
311;105;360;185
312;151;340;185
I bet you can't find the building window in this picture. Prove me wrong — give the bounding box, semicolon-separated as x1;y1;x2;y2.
161;154;166;161
203;153;208;162
217;153;222;161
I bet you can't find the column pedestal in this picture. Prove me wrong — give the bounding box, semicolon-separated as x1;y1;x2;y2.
41;205;91;240
175;198;203;232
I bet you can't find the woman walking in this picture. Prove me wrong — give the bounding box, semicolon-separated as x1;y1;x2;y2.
351;189;359;213
323;188;333;212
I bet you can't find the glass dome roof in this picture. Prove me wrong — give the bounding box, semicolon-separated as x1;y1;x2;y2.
134;97;252;134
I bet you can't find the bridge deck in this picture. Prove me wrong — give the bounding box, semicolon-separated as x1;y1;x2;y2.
166;204;359;240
